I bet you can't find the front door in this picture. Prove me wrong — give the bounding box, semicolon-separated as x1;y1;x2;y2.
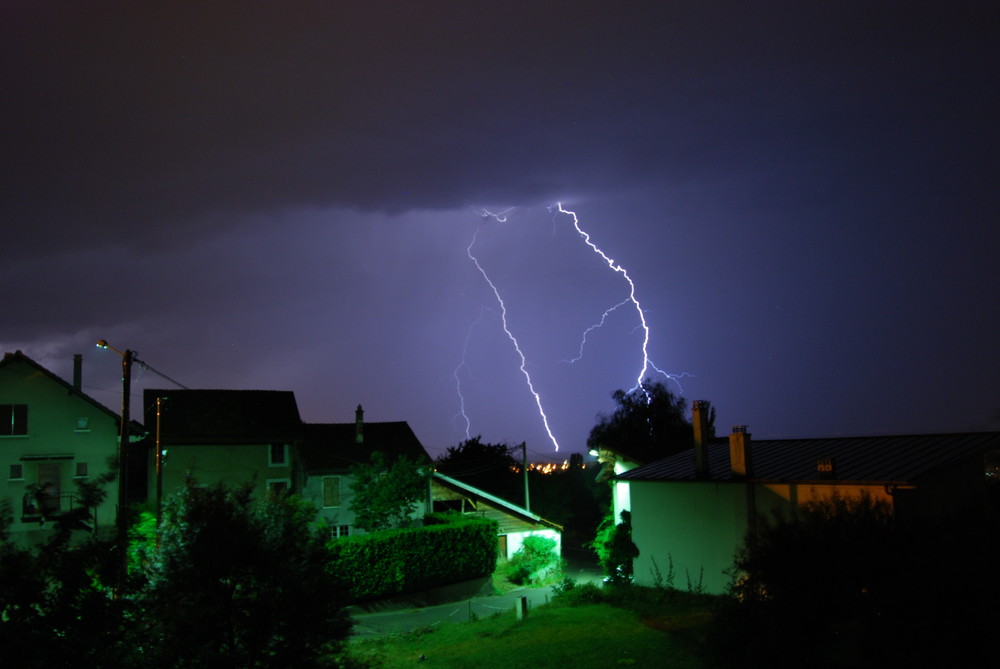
37;464;60;514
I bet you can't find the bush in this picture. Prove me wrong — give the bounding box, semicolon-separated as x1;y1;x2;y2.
589;510;639;583
552;580;605;606
328;515;498;601
707;490;1000;668
503;534;559;585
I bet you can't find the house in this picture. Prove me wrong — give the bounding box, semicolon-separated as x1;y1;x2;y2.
614;402;1000;594
141;388;303;503
299;406;564;555
297;405;432;537
0;351;129;546
431;471;563;559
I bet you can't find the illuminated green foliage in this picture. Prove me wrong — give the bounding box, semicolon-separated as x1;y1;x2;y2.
502;534;559;585
590;510;640;584
327;515;498;602
349;450;429;532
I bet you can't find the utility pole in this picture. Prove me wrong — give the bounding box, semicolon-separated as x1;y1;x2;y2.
117;348;133;594
98;340;187;593
155;396;164;543
523;442;530;513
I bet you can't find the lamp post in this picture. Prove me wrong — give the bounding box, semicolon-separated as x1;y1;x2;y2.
96;340;133;593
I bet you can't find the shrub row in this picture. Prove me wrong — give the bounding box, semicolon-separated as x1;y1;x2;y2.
326;514;498;602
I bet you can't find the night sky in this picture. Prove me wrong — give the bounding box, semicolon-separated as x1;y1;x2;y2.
3;2;997;460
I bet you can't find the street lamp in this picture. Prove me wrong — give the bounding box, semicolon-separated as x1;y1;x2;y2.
96;339;133;593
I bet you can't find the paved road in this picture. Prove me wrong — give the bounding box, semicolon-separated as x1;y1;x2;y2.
350;558;603;638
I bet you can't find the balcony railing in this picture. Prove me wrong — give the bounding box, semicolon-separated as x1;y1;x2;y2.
21;492;78;523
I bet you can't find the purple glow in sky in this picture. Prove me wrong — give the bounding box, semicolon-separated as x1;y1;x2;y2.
2;2;998;460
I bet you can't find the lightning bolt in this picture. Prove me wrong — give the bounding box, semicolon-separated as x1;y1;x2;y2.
472;206;514;222
453;306;488;440
555;203;690;399
560;298;631;363
466;226;562;451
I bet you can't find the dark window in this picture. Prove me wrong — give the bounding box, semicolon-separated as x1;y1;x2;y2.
322;476;341;507
0;404;28;436
75;462;88;478
269;443;287;466
9;464;23;480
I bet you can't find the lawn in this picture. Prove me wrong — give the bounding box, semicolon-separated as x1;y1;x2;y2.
348;585;716;669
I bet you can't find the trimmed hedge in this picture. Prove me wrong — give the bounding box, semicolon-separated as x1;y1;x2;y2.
326;515;498;602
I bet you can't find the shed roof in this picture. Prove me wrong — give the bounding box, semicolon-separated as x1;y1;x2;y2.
617;432;1000;484
431;472;562;532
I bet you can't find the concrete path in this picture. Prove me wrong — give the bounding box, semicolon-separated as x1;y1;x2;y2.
350;557;603;639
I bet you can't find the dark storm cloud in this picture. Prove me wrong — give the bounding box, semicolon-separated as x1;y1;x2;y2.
5;1;994;258
3;1;998;451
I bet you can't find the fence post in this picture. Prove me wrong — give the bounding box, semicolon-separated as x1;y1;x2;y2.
515;596;529;620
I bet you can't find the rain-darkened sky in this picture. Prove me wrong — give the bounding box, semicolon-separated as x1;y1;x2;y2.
3;1;997;459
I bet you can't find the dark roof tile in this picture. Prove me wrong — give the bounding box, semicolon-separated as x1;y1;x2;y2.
618;432;1000;484
143;389;301;444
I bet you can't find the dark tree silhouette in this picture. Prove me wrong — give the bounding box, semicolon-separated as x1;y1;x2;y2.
136;482;351;668
587;380;701;464
0;474;133;668
435;436;521;500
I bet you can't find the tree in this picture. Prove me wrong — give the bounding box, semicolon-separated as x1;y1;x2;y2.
0;472;133;667
435;436;520;500
135;482;351;668
588;381;702;464
349;451;429;532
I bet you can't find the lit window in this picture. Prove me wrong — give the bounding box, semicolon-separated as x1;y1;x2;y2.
0;404;28;436
268;443;287;467
9;464;23;480
75;462;88;478
322;476;341;507
75;417;90;431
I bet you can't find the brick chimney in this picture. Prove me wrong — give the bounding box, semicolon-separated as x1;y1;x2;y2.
728;425;752;478
73;353;83;392
355;404;364;444
692;400;710;477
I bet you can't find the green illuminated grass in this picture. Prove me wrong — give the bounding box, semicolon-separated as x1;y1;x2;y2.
348;596;712;669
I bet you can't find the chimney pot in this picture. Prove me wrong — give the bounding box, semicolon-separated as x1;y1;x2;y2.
728;426;752;477
72;354;83;392
355;404;364;444
692;400;710;477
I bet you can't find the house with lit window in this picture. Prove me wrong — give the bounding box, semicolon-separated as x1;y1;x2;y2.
141;388;302;503
614;405;1000;594
297;406;432;538
0;351;130;546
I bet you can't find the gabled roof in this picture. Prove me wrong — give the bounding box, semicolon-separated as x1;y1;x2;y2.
618;432;1000;484
143;388;301;445
432;472;562;532
299;421;430;472
0;350;138;431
